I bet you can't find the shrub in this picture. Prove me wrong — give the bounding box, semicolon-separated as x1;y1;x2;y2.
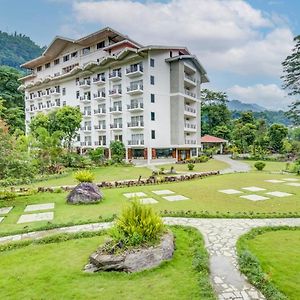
159;167;165;174
0;190;16;200
74;170;95;183
187;163;195;171
254;161;266;171
110;200;165;247
198;155;209;163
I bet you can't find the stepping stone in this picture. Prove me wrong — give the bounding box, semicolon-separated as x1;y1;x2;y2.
123;192;147;198
219;189;242;194
0;216;4;223
242;186;266;192
163;195;189;201
240;194;269;201
152;190;175;195
24;203;55;212
17;212;54;224
264;179;285;183
266;191;292;198
0;206;13;215
139;198;158;204
285;182;300;187
282;178;300;182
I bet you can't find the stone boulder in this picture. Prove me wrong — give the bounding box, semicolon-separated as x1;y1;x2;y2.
84;231;174;273
67;182;103;204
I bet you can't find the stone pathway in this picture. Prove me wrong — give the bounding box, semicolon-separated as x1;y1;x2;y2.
0;217;299;299
214;155;251;174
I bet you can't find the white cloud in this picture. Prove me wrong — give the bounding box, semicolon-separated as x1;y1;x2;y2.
227;84;292;110
69;0;294;78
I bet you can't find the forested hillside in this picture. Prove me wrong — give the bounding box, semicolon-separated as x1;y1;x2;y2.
0;31;44;70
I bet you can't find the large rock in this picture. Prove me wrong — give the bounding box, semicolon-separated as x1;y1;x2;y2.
67;182;103;204
85;231;174;273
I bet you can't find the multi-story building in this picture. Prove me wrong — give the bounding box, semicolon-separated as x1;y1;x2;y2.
20;27;209;162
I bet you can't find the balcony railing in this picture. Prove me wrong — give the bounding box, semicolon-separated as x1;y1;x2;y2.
94;124;106;130
81;126;92;131
109;88;122;96
80;141;92;147
110;123;123;129
184;122;197;129
92;76;105;84
78;79;91;87
82;111;92;116
128;140;144;146
109;71;122;80
126;65;143;76
184;89;196;98
127;102;144;110
94;108;106;115
50;88;60;95
184;74;196;83
79;95;91;102
95;141;106;146
127;84;143;94
127;121;144;128
109;106;122;113
185;139;197;145
93;91;106;100
184;105;196;114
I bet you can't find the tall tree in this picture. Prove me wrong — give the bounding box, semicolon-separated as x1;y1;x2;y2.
268;123;288;152
282;35;300;125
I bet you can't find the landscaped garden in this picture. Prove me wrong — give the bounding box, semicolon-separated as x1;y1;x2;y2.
238;227;300;299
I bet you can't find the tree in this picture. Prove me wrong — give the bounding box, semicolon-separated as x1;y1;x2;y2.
29;112;50;134
282;35;300;125
201;89;231;136
110;141;126;163
268;123;288;152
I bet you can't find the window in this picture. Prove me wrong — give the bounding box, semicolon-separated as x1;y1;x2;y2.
150;75;155;85
63;101;66;107
37;66;42;72
151;130;156;139
63;55;70;62
71;51;78;58
62;88;66;96
97;41;105;49
76;91;80;99
45;62;50;69
150;58;155;67
150;93;155;103
54;58;60;65
151;112;155;121
82;47;90;55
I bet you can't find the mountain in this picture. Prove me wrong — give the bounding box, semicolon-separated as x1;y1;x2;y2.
227;99;267;112
0;31;44;70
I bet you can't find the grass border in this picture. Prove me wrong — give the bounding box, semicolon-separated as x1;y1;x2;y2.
237;226;300;300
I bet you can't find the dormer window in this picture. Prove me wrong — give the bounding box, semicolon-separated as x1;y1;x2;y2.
45;62;50;69
71;51;78;58
82;47;90;55
54;58;60;65
63;55;70;62
97;41;105;49
37;66;42;72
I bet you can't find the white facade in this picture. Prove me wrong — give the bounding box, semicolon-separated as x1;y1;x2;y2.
20;27;209;161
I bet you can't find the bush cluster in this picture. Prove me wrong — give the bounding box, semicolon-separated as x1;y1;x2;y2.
74;170;95;183
254;161;266;171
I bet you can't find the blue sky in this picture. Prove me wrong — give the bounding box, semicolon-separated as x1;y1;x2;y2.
1;0;299;110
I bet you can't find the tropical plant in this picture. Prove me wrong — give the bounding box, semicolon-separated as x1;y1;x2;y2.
74;170;95;183
110;140;126;163
254;161;266;171
188;163;195;171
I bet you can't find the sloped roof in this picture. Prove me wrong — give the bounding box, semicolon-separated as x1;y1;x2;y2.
201;135;227;143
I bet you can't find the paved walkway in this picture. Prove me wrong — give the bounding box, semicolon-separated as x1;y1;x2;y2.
1;218;299;299
214;155;251;174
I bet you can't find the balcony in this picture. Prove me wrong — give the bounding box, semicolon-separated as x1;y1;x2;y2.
109;88;122;98
79;95;91;103
127;83;143;95
94;124;106;131
42;92;51;99
127;121;144;129
81;126;92;132
184;74;197;88
25;96;34;101
127;102;144;112
184;105;196;116
50;88;61;96
92;76;105;85
184;122;197;132
185;139;197;145
82;111;92;117
109;71;122;81
78;79;91;89
184;89;197;99
126;65;143;77
110;123;123;130
80;141;92;147
95;141;106;146
128;140;144;146
93;91;106;101
109;106;122;114
52;102;61;108
94;108;106;115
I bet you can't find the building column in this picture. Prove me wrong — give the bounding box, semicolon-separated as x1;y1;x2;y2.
147;147;152;165
108;148;112;160
125;147;129;162
196;147;199;157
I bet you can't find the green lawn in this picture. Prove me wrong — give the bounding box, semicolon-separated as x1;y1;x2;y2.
241;229;300;299
1;172;299;235
245;161;289;173
159;159;229;173
0;227;215;300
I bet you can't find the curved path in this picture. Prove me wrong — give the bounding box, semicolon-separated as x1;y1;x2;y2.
214;155;251;174
1;217;300;300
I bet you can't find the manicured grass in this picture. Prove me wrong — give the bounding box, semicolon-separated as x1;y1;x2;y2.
245;161;289;173
1;172;299;235
24;165;153;188
0;227;215;300
238;228;300;299
159;159;229;173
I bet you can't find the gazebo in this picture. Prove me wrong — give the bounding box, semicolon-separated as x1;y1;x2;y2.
200;135;228;154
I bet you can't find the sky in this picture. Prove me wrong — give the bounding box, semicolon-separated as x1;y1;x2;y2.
0;0;299;110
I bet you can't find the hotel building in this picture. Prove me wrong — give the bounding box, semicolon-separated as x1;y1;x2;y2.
20;27;209;161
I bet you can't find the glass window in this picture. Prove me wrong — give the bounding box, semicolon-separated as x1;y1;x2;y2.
82;47;90;55
97;41;105;49
150;58;155;67
151;93;155;103
150;75;155;85
151;130;155;139
54;58;60;65
151;112;155;121
63;55;69;62
37;66;42;72
45;63;50;69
